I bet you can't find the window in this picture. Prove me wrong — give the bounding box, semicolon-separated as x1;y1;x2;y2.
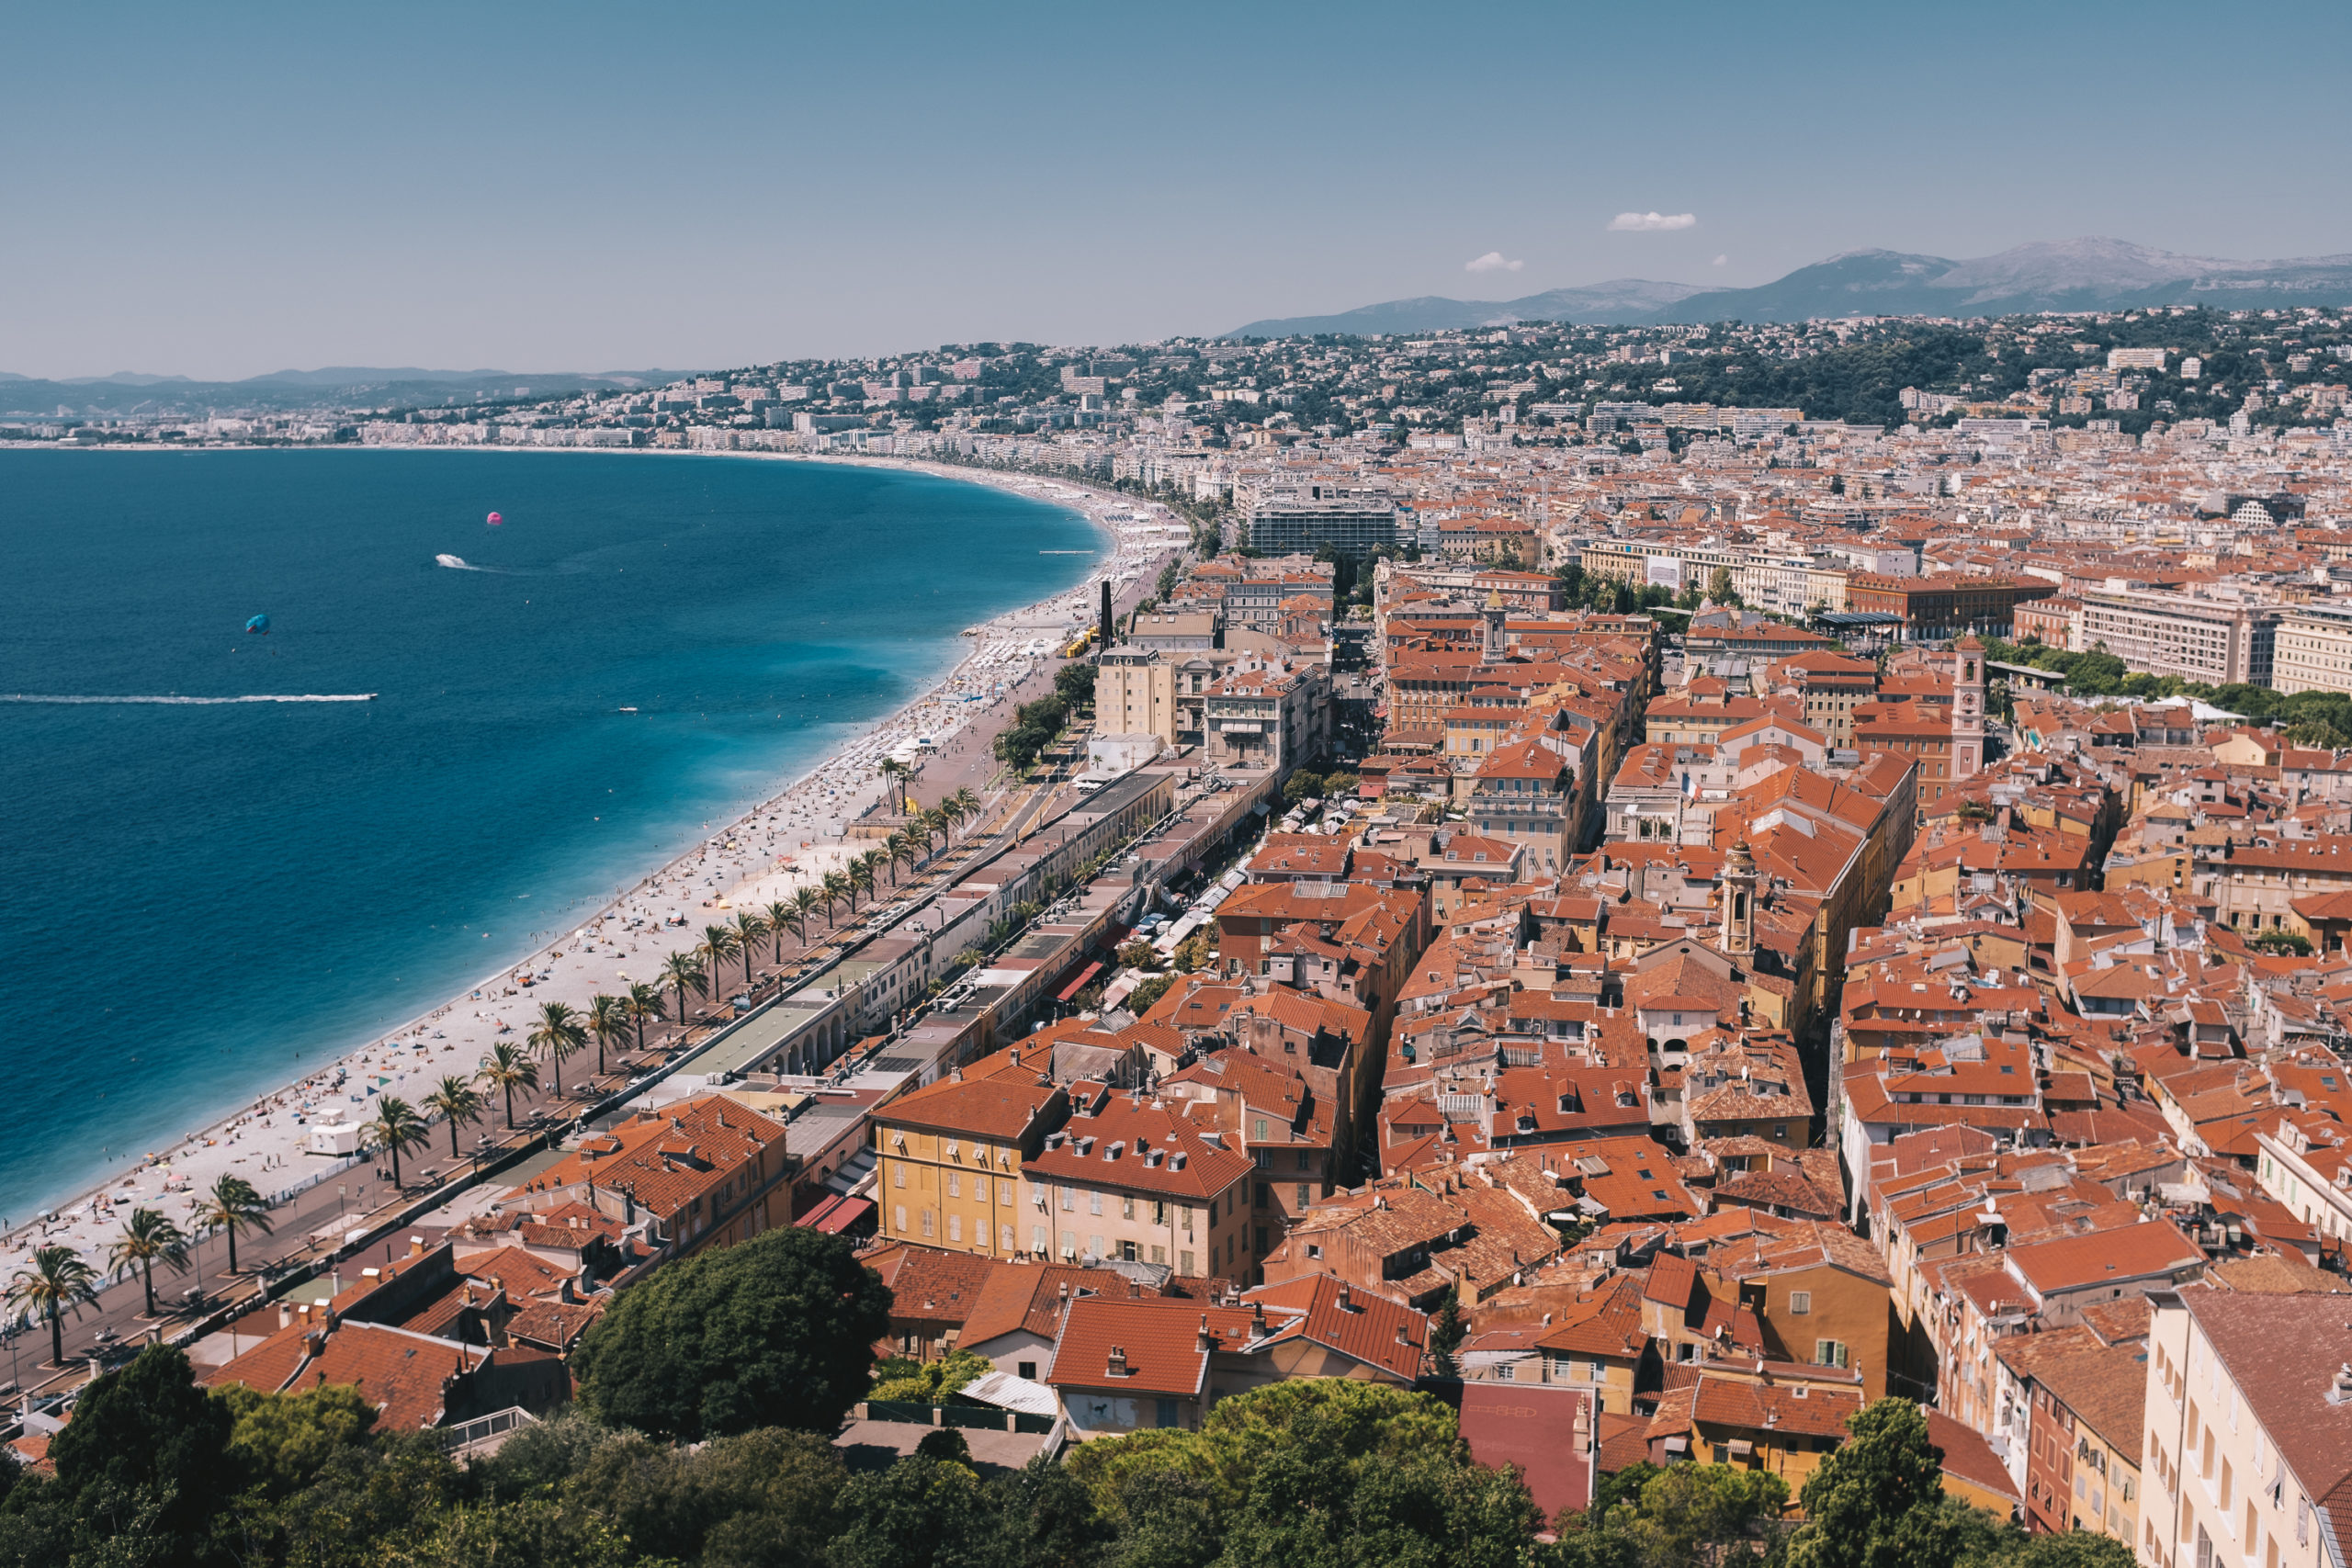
1155;1399;1180;1429
1297;1183;1311;1208
1181;1249;1195;1275
948;1214;961;1243
1815;1339;1848;1369
1090;1191;1103;1215
1122;1195;1136;1221
1018;1361;1037;1381
1306;1243;1323;1259
894;1204;908;1234
922;1210;935;1237
893;1165;906;1189
1255;1183;1270;1209
1296;1150;1312;1171
1495;1363;1515;1382
1788;1291;1812;1315
1254;1118;1269;1141
947;1173;960;1199
1032;1224;1046;1252
999;1224;1013;1252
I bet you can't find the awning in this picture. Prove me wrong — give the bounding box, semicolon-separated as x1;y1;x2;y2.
797;1194;875;1235
1057;960;1106;1001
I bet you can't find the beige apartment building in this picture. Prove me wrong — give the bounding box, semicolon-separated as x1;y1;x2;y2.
2139;1285;2352;1568
2274;602;2352;696
2075;584;2279;687
1096;649;1179;747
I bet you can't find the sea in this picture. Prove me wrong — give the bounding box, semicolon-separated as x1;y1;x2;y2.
0;448;1095;1222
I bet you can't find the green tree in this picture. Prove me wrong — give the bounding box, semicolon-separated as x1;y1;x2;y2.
791;885;824;944
1430;1285;1466;1377
479;1040;540;1129
1126;973;1176;1014
1786;1397;1955;1568
627;979;665;1055
733;909;772;988
828;1456;1002;1568
2251;928;2314;956
662;949;708;1023
5;1244;101;1365
1171;931;1215;975
423;1072;485;1159
1283;770;1325;806
362;1095;431;1189
699;923;745;998
527;999;589;1100
44;1345;238;1563
573;1226;891;1442
193;1173;274;1277
217;1380;379;1502
869;1348;992;1403
107;1206;190;1319
1616;1462;1791;1567
584;993;630;1080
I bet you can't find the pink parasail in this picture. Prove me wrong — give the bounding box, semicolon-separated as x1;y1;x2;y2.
486;511;503;525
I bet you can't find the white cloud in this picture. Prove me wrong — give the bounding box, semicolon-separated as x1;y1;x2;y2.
1713;254;1728;266
1464;251;1524;274
1607;211;1697;232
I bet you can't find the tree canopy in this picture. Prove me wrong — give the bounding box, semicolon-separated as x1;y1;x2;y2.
572;1226;892;1441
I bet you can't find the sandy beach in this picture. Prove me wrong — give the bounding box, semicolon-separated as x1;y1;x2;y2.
1;455;1182;1277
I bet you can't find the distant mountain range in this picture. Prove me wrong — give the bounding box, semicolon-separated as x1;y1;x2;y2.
0;367;701;417
1226;238;2352;337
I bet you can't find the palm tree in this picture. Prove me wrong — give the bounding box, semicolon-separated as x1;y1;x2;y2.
586;993;630;1078
193;1174;274;1277
627;980;664;1054
820;872;850;927
762;899;797;964
364;1096;431;1189
479;1042;539;1129
731;910;770;987
107;1207;189;1319
661;951;707;1023
789;886;822;945
951;786;980;821
527;999;588;1098
423;1074;485;1158
921;807;951;851
6;1246;100;1366
846;857;876;910
878;757;911;815
880;831;908;885
698;926;742;1007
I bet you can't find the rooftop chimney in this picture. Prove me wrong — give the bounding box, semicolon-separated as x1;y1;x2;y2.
1106;1345;1129;1378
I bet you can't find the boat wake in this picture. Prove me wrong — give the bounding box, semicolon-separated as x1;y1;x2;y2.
3;694;379;705
435;554;487;570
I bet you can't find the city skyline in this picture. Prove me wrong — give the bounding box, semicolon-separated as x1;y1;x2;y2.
9;0;2352;379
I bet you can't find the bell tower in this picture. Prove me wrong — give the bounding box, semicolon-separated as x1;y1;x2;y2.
1480;589;1508;663
1952;635;1985;781
1720;839;1757;958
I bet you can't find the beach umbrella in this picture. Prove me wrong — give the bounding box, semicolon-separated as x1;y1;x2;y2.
244;614;270;635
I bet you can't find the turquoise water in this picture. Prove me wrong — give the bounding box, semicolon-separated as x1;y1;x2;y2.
0;449;1093;1219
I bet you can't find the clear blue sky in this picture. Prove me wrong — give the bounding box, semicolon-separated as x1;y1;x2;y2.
8;0;2349;379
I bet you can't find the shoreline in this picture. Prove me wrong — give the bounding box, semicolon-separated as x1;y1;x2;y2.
2;450;1181;1269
